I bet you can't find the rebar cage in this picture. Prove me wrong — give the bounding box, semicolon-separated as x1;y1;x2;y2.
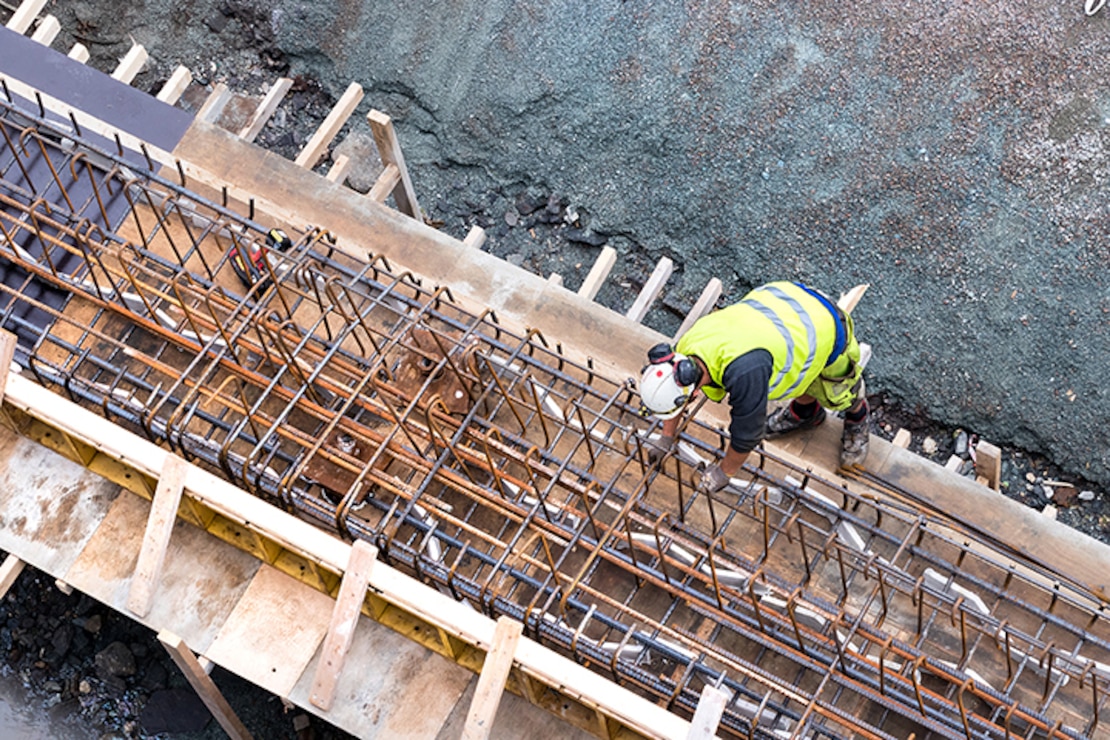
2;90;1110;739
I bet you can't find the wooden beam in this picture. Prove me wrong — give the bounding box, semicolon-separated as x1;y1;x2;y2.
892;428;911;449
577;246;616;301
625;257;673;323
975;440;1002;491
0;554;26;600
158;631;253;740
462;225;487;250
156;65;193;105
367;163;400;203
67;43;89;64
238;77;293;142
127;455;189;618
54;579;74;595
685;684;731;739
0;331;15;406
295;82;364;169
674;277;723;341
945;455;964;473
462;616;524;740
547;273;564;287
325;154;352;184
6;0;47;34
196;83;232;124
837;283;870;314
309;540;378;710
29;14;59;45
111;44;149;85
367;108;422;219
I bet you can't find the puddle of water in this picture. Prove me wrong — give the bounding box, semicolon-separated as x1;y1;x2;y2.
0;671;98;740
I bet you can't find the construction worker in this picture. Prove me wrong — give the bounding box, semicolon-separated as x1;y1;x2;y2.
638;281;869;495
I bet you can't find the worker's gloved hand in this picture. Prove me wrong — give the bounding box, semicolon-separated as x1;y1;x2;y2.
696;464;730;495
642;434;675;465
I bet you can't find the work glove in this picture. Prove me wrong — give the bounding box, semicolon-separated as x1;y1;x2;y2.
642;434;674;465
696;464;730;495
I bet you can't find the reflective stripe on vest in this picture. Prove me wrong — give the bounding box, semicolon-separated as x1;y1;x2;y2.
675;282;839;401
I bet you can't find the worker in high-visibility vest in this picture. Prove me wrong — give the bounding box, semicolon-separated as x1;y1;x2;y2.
638;281;869;494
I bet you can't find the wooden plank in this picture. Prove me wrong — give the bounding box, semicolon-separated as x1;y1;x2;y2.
686;684;731;739
462;226;487;250
158;631;253;740
548;273;564;287
156;65;193;105
674;277;723;341
238;77;293;142
6;0;47;34
111;44;149;85
367;163;400;202
975;440;1002;491
0;331;15;406
837;283;870;314
29;14;59;45
367;108;422;219
295;82;364;169
197;83;232;124
892;428;911;449
67;43;89;63
54;579;74;595
462;616;524;740
577;246;616;301
945;455;963;473
325;154;352;184
625;256;673;323
127;455;188;618
309;540;378;711
0;554;26;600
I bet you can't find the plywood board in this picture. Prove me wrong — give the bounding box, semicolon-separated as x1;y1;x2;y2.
205;564;333;698
435;675;595;740
289;610;472;738
0;427;120;574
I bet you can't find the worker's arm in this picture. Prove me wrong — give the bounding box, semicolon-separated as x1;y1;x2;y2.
720;351;773;473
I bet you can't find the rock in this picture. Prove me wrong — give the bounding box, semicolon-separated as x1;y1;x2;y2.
331;131;382;193
79;679;92;694
1054;487;1078;507
204;12;229;33
95;641;136;679
139;688;212;734
921;436;938;455
564;228;608;247
83;614;102;634
954;430;969;457
515;193;544;215
1025;472;1037;484
506;253;524;267
1042;504;1058;520
504;208;519;226
43;680;62;692
139;659;169;692
1080;490;1096;501
51;624;73;657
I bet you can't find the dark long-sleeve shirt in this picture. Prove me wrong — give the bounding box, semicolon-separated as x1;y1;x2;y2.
717;349;773;454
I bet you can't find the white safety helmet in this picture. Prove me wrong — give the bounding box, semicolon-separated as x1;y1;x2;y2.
638;344;699;420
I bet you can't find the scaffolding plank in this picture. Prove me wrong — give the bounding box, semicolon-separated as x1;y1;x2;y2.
127;454;188;618
309;540;377;711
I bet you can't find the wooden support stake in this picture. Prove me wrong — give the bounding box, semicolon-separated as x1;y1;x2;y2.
0;554;26;600
238;77;292;142
6;0;47;34
158;631;252;740
945;455;963;473
127;455;188;618
295;82;363;169
674;277;723;341
367;163;400;203
111;44;149;85
975;440;1002;491
29;14;59;45
196;83;232;124
547;273;564;287
67;43;89;64
309;541;378;710
462;616;524;740
54;579;74;595
0;331;15;406
686;684;732;739
625;257;673;323
325;154;352;184
367;109;422;219
462;225;487;250
837;283;870;314
892;428;911;449
577;246;616;301
156;65;193;105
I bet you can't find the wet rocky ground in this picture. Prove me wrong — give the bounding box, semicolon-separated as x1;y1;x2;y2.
1;0;1108;737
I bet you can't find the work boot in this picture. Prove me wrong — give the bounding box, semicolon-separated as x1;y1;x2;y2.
765;402;826;439
840;419;869;468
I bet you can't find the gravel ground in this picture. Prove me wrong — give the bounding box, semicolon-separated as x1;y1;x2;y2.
2;1;1109;737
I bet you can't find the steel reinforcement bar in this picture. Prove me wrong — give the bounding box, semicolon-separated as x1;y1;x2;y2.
2;93;1110;738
